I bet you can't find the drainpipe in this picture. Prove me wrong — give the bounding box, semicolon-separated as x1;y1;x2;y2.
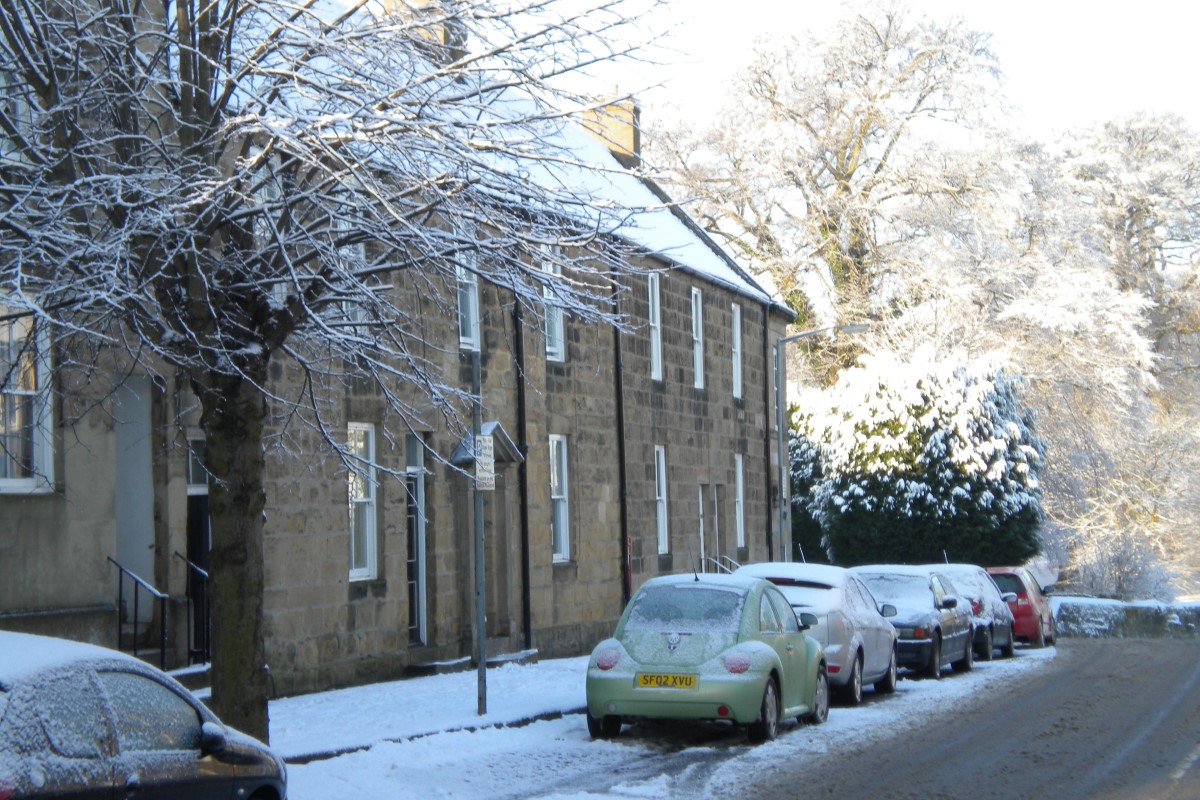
762;304;774;561
613;271;631;605
513;303;533;651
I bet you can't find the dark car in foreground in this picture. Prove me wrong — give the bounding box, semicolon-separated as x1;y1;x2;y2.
987;566;1057;647
930;563;1018;660
585;573;829;743
0;631;287;800
850;565;974;679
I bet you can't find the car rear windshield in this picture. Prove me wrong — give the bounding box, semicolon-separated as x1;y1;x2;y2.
990;573;1024;594
763;579;835;610
625;585;745;633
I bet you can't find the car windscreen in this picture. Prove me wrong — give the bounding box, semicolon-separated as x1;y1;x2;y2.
854;573;930;605
624;585;745;633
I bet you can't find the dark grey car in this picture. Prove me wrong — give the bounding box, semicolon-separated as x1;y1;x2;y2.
850;565;975;680
0;631;286;800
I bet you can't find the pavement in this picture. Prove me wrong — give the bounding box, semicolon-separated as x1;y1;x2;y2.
266;653;592;763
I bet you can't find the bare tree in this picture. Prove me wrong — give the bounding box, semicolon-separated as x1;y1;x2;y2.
0;0;664;740
649;0;1001;324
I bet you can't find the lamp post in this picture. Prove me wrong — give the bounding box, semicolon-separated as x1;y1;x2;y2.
774;323;869;562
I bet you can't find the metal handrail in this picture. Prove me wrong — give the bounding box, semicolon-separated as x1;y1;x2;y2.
174;551;211;665
707;555;741;574
106;556;168;670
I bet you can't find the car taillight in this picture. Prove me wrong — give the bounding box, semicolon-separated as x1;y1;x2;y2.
971;599;982;615
595;649;620;671
723;652;751;674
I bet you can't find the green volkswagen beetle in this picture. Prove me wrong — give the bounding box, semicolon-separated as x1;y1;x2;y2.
585;573;829;743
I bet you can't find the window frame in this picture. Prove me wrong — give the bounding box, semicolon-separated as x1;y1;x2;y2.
648;273;662;381
734;453;745;549
1;307;53;493
691;287;704;389
731;302;743;399
457;261;480;352
347;422;378;581
654;445;669;555
541;244;565;362
550;434;570;562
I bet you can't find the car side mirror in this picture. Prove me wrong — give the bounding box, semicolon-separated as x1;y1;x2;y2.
880;603;897;618
798;612;819;630
1001;592;1017;603
940;596;958;610
200;722;227;755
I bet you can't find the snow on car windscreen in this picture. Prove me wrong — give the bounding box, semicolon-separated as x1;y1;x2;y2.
624;585;745;633
854;573;930;605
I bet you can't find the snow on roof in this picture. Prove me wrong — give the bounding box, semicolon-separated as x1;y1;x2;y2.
531;107;784;308
0;631;136;687
735;562;849;586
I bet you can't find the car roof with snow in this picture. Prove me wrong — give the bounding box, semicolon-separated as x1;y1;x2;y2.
735;562;849;587
0;631;140;688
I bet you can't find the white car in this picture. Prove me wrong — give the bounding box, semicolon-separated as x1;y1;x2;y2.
734;563;898;704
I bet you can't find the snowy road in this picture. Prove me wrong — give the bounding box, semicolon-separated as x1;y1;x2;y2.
284;643;1079;798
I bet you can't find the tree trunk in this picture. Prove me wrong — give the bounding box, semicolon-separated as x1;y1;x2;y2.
197;370;271;743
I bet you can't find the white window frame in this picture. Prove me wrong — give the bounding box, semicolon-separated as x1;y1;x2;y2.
457;261;480;351
338;207;369;336
734;453;745;549
541;245;565;362
691;287;704;389
348;422;378;581
654;445;669;555
648;273;662;381
1;307;53;493
1;68;33;163
731;303;743;400
550;434;570;562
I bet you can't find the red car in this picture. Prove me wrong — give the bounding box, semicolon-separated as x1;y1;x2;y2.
986;566;1056;647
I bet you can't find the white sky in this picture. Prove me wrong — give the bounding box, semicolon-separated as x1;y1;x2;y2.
599;0;1200;138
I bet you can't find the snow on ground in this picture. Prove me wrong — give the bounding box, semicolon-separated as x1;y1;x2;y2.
270;647;1057;799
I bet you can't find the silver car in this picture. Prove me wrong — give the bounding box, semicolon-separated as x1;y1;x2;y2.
735;563;898;704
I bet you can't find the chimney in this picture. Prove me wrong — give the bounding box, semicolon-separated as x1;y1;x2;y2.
580;97;641;169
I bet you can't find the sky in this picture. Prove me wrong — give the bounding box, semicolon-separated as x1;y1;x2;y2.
596;0;1200;139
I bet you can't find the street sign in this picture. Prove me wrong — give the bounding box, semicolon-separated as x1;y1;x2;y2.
475;434;495;491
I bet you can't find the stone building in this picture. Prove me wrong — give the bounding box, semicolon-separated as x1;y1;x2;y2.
0;107;794;698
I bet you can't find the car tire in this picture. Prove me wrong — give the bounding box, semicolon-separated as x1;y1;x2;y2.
1033;621;1046;649
805;666;829;725
748;677;780;743
874;646;898;694
586;711;621;739
1048;616;1057;646
839;653;864;705
978;626;994;661
926;635;942;680
953;631;974;672
1001;624;1016;658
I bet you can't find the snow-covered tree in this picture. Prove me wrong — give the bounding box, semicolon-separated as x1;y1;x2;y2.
797;349;1045;567
649;0;1002;324
0;0;663;740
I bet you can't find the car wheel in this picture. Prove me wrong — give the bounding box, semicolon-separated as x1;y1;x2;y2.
839;653;864;705
953;631;974;672
1033;621;1046;649
748;677;780;743
805;666;829;725
926;635;942;680
586;711;621;739
978;626;994;661
874;646;898;694
1001;624;1016;658
1048;616;1057;646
